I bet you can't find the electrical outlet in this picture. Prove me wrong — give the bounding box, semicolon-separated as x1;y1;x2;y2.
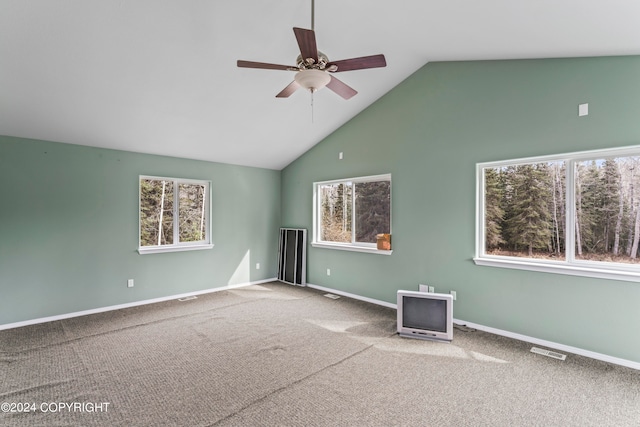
339;152;343;160
127;279;134;288
419;284;435;293
450;290;457;300
256;263;260;270
327;268;331;276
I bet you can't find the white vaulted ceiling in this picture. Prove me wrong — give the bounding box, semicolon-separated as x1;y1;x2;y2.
2;0;640;170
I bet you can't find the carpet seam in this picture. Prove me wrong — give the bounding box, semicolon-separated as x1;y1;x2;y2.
208;331;397;426
4;295;283;356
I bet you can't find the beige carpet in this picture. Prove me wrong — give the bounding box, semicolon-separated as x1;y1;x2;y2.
1;282;639;426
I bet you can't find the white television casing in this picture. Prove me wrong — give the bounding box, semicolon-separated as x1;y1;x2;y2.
397;290;453;342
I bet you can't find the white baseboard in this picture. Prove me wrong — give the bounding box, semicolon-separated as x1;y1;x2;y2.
306;283;397;309
307;283;640;371
454;320;640;371
0;278;277;331
5;279;638;371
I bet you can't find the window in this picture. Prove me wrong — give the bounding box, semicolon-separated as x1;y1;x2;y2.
313;174;391;254
475;145;640;281
139;176;212;254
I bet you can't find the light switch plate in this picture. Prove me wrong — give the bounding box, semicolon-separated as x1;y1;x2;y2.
578;103;588;117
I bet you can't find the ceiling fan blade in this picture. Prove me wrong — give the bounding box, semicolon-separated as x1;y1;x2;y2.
237;60;296;71
276;81;301;98
327;54;387;72
293;27;318;64
326;76;357;100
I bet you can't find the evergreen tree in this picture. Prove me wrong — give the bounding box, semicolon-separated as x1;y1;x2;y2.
504;164;553;256
499;165;517;250
575;161;599;255
354;181;390;243
484;168;505;250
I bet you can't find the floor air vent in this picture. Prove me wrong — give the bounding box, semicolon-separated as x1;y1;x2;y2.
323;293;340;300
530;346;567;360
178;296;198;302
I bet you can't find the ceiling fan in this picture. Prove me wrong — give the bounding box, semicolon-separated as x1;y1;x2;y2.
237;1;386;100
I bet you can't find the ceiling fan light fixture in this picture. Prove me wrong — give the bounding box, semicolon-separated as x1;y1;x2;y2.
294;69;331;93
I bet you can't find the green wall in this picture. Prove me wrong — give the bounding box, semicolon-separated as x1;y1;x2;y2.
3;55;639;364
0;136;280;325
281;56;640;363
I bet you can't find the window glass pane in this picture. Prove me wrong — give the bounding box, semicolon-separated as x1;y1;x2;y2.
179;183;207;242
320;182;353;243
140;179;174;246
354;180;391;243
484;161;566;259
575;157;640;264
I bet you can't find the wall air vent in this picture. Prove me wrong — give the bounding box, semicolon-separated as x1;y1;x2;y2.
530;346;567;360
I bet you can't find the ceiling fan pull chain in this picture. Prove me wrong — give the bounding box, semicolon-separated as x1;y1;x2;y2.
311;92;314;123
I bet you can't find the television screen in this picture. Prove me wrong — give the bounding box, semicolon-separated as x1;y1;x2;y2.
397;290;453;342
402;296;447;332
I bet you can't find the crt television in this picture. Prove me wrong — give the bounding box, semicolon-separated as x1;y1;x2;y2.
397;290;453;342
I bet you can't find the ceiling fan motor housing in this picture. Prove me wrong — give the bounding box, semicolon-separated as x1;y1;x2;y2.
296;51;330;70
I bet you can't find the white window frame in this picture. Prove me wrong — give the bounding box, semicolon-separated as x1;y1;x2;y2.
474;145;640;282
138;175;213;254
312;173;392;255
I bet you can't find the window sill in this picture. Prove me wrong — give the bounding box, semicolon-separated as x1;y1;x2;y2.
473;256;640;282
312;242;392;255
138;244;214;255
